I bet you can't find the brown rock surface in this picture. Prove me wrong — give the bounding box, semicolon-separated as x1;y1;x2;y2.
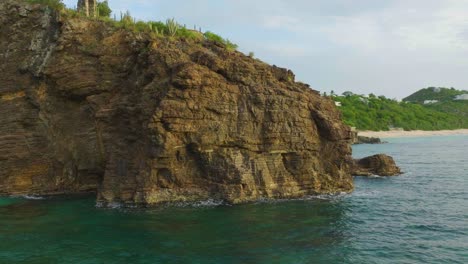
352;154;401;176
0;0;359;206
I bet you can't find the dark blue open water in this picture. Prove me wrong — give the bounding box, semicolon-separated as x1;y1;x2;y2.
1;136;467;263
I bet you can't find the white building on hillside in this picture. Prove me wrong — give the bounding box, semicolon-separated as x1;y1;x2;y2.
454;94;468;100
424;100;439;104
359;97;369;104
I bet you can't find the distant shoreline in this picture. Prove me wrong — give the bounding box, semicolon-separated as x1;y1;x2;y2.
358;129;468;138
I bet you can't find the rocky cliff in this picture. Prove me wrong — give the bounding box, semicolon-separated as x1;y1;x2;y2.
1;1;385;206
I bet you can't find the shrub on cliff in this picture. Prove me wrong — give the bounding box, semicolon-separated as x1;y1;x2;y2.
97;0;111;18
166;18;179;36
204;31;238;50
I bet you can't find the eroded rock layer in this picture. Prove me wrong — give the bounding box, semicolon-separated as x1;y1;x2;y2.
1;1;354;205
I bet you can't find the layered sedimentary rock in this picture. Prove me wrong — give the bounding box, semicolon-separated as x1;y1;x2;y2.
352;154;401;176
1;0;359;205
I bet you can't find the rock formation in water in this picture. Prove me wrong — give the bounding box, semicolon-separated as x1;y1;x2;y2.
0;1;398;206
352;154;401;176
350;130;384;145
355;136;384;144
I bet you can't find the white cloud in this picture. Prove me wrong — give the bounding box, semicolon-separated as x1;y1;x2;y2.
264;44;310;57
261;15;301;31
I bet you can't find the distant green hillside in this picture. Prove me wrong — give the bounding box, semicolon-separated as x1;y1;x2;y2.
333;93;468;131
403;87;468;103
425;100;468;118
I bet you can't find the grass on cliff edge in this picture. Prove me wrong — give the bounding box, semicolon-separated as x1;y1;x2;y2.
26;0;65;10
26;0;239;51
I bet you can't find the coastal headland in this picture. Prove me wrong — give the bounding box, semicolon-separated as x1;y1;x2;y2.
0;0;400;206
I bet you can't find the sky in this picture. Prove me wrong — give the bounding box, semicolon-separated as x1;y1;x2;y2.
63;0;468;99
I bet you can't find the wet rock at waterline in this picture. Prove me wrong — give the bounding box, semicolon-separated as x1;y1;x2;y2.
352;154;401;177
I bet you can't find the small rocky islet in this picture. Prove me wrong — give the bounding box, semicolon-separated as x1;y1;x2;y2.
0;0;399;207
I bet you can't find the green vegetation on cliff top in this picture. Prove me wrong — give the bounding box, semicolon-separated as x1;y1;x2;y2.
26;0;239;50
334;88;468;131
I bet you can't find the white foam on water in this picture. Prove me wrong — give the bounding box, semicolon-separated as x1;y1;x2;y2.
169;199;226;208
252;192;350;204
95;199;226;209
21;195;45;200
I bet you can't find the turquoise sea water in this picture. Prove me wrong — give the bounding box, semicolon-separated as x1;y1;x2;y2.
1;136;467;263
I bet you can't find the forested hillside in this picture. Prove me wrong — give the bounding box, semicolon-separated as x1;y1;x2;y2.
333;91;468;131
403;87;468;103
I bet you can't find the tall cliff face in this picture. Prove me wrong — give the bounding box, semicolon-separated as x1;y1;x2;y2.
0;1;354;205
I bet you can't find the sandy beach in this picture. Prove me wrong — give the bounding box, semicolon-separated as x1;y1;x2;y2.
358;129;468;138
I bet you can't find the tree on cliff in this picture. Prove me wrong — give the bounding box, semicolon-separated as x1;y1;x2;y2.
78;0;112;18
97;1;111;17
77;0;96;17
